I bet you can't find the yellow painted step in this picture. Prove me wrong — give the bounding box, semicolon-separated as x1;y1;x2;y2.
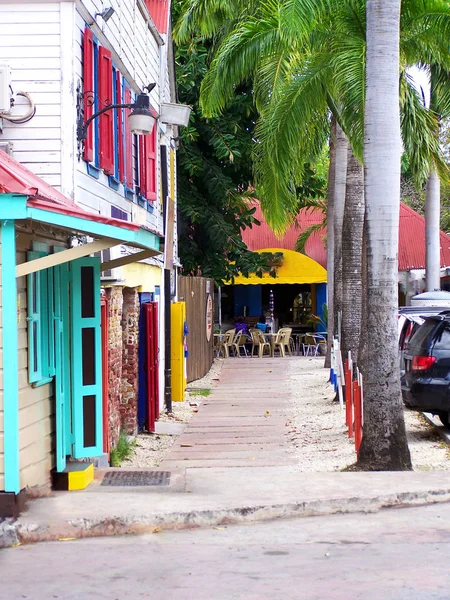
52;462;94;491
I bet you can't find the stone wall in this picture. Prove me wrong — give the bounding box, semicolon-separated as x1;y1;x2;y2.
105;287;123;448
104;286;140;444
120;288;140;436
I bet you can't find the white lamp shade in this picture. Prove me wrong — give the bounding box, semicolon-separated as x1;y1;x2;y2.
160;103;192;127
128;112;155;135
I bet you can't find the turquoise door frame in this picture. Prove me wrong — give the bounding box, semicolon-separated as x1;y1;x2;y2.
1;219;20;494
70;257;103;459
53;261;70;472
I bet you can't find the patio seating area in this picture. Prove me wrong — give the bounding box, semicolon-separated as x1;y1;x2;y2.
214;328;326;358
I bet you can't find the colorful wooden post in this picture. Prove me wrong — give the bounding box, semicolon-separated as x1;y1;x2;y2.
345;355;353;438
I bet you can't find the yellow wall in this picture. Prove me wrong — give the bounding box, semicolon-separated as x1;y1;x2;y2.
121;263;162;292
17;247;54;491
171;302;186;402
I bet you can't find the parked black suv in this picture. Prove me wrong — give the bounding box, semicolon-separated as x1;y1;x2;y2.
403;312;450;427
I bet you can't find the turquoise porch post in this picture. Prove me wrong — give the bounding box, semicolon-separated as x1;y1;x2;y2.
1;219;20;493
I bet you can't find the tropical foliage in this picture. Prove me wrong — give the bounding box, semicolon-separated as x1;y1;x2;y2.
174;26;279;284
177;0;450;233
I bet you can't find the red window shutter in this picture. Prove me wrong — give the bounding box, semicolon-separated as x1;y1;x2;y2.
139;126;157;202
98;47;114;174
139;136;147;196
83;28;94;163
124;86;133;188
116;72;124;183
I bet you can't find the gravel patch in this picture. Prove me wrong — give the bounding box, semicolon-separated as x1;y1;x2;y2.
285;357;450;471
123;360;224;469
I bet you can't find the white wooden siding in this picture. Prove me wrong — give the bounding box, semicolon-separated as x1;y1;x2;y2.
73;1;164;236
0;3;62;190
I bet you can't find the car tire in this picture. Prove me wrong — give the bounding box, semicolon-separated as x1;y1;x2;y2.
436;411;450;429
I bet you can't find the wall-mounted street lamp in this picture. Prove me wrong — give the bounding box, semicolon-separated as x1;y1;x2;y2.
96;7;115;23
76;82;157;158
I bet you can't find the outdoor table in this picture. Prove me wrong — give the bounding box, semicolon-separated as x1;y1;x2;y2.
264;332;278;357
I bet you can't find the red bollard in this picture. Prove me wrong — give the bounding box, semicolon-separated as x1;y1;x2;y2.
345;364;353;438
353;380;362;452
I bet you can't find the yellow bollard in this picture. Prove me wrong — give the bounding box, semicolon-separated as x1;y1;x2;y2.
171;301;186;401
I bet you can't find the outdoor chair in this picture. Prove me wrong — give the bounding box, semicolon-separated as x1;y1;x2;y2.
302;334;321;357
234;332;249;357
218;328;236;358
272;327;293;357
249;328;271;358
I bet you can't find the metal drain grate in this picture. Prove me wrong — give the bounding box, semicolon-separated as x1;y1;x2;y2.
101;471;171;487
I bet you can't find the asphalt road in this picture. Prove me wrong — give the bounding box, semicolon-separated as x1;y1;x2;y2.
2;502;450;600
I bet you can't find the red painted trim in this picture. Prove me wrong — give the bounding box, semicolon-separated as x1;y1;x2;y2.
152;302;160;420
83;28;94;163
101;297;110;455
116;72;124;183
354;380;362;453
98;46;114;174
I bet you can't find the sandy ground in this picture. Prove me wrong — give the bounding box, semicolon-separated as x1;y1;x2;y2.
285;358;450;471
124;357;450;471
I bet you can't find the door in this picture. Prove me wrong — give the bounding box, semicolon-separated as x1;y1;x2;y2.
144;302;159;432
70;257;103;458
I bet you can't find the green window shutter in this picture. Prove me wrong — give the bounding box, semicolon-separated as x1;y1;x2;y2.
53;263;69;472
47;267;56;378
70;257;103;458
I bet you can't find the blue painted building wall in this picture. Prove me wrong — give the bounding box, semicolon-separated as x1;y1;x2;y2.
316;283;327;330
234;285;262;317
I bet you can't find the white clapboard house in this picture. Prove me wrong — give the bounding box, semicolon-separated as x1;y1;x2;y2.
0;0;187;515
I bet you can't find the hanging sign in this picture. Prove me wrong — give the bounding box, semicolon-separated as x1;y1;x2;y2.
206;294;213;342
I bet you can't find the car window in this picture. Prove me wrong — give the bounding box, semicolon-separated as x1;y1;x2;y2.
407;319;440;351
432;324;450;350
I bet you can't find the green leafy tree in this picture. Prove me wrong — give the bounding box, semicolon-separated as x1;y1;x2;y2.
174;32;278;284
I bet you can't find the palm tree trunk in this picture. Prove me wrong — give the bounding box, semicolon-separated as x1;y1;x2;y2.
341;147;364;365
333;123;348;344
325;118;337;369
357;0;411;470
425;170;441;291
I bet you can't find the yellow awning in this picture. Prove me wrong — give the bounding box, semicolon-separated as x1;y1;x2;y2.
230;248;327;285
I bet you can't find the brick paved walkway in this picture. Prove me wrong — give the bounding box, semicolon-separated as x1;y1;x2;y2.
161;358;297;469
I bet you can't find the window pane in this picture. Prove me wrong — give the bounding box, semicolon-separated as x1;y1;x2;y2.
433;325;450;350
83;395;96;447
81;266;95;318
82;327;96;385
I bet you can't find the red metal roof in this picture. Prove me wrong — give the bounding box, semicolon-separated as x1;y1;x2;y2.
0;149;143;233
144;0;169;33
242;201;450;271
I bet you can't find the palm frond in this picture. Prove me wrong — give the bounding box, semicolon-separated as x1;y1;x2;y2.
294;222;326;253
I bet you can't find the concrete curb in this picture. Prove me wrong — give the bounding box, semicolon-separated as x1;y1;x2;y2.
3;487;450;549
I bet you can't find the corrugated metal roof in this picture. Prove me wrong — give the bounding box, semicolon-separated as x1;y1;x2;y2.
242;201;450;271
0;150;146;233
